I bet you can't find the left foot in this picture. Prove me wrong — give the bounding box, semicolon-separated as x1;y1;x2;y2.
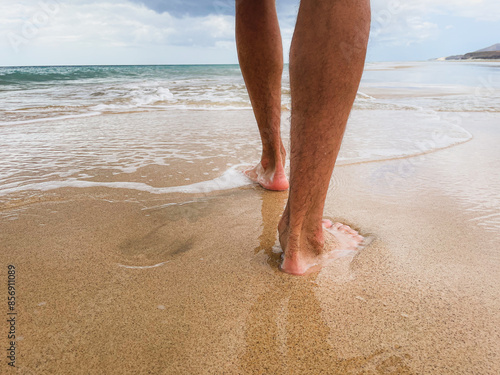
245;145;289;191
244;162;289;191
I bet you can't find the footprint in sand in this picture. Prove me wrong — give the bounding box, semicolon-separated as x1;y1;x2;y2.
116;199;212;268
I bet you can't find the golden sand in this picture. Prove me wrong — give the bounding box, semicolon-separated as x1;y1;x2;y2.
1;112;499;374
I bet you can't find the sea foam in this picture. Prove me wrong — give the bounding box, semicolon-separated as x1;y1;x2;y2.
0;165;253;197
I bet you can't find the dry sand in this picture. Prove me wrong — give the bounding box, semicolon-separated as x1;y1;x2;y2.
1;111;499;374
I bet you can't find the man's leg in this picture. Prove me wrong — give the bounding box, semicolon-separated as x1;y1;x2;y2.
279;0;371;275
236;0;289;191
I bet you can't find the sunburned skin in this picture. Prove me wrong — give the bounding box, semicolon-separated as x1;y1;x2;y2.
279;219;367;276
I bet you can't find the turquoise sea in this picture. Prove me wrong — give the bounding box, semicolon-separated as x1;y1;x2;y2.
1;62;499;125
0;61;499;199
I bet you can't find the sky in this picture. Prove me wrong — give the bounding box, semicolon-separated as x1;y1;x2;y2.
1;0;499;66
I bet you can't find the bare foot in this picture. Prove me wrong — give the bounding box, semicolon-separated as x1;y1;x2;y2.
244;162;289;191
279;219;366;276
245;146;289;191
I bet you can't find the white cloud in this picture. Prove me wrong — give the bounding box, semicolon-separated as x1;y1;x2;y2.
409;0;499;21
369;0;500;48
0;0;234;56
0;0;498;65
372;0;499;21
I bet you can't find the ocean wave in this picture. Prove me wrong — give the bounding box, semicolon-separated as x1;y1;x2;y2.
0;66;136;85
0;65;243;86
0;106;474;200
2;63;497;125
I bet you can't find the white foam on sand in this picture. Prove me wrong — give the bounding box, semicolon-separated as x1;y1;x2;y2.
0;112;102;127
117;261;169;269
0;164;253;197
338;109;473;165
0;109;474;200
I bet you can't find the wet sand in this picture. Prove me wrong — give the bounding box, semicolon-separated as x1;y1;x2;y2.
1;111;499;374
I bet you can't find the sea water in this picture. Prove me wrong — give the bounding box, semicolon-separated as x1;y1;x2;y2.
0;61;498;199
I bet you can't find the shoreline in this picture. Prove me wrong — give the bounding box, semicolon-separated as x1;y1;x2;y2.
0;108;474;208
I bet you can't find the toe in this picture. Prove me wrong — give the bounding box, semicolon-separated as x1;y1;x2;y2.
322;219;333;228
333;222;343;230
349;240;360;247
340;224;351;233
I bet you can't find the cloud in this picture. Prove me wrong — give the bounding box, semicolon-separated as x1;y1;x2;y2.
372;0;500;22
128;0;301;17
0;0;235;54
128;0;235;17
411;0;500;21
0;0;498;65
369;0;500;48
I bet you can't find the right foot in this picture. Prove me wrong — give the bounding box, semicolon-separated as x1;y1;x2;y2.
278;218;365;275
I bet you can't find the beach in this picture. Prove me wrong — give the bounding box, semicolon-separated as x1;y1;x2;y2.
1;62;499;374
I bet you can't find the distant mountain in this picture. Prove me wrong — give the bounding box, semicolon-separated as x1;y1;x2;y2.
441;44;500;60
475;43;500;52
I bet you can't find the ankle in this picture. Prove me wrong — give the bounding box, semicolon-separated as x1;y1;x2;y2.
300;224;325;254
260;155;278;170
280;215;325;255
261;145;285;169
